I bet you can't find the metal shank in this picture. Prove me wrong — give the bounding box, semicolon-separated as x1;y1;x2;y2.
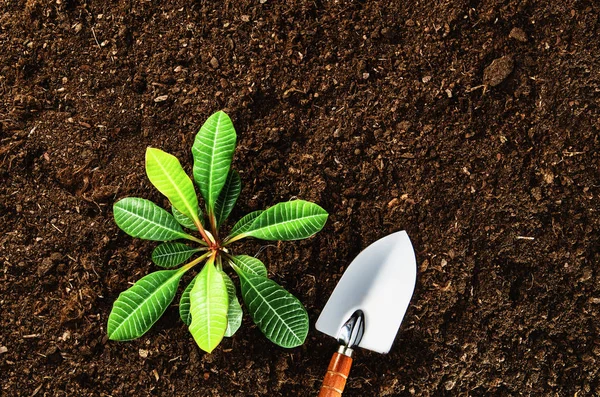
336;310;365;357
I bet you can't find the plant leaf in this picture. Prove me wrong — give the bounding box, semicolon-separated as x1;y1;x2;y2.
113;197;191;241
214;170;241;228
192;111;237;213
152;242;201;268
228;210;264;238
188;258;229;353
107;269;186;340
146;148;200;225
179;275;198;326
236;270;308;348
172;206;198;229
242;200;328;241
220;271;243;337
229;255;268;277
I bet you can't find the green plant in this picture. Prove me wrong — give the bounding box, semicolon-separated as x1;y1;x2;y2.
107;111;328;353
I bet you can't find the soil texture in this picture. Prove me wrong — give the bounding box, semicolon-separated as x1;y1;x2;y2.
1;0;599;396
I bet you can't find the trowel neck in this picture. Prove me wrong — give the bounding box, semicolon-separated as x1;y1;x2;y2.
337;310;365;357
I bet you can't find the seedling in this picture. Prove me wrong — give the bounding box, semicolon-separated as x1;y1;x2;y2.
107;111;328;353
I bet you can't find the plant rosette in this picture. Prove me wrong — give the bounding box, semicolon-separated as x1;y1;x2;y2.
107;111;328;353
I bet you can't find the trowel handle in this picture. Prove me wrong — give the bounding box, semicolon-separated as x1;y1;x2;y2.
318;351;353;397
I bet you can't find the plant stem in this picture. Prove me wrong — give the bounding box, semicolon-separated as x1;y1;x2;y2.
208;211;219;242
220;251;233;261
185;233;208;245
180;251;212;272
221;252;242;274
222;233;246;246
194;219;214;247
219;251;238;270
210;249;218;264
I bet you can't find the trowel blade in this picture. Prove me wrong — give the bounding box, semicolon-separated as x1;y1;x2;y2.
316;231;417;354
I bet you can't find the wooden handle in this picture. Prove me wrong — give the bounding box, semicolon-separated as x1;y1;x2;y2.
318;352;353;397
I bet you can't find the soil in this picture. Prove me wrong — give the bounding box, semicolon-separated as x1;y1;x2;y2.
1;1;599;396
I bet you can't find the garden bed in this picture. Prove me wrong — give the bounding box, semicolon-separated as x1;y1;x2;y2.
1;1;598;395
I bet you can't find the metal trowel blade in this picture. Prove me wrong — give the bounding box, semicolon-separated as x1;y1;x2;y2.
316;231;417;354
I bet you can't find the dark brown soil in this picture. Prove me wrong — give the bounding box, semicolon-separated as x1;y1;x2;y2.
1;1;599;396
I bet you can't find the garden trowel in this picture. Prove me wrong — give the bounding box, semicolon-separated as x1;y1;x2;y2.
315;231;417;396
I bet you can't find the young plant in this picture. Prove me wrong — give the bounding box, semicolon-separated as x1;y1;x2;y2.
107;111;328;353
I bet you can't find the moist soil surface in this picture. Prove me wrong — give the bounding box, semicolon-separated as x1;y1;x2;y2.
1;1;599;396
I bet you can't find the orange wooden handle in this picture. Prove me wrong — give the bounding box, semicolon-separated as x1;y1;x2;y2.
318;352;353;397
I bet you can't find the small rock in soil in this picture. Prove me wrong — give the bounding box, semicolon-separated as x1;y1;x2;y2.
91;185;119;202
388;198;400;208
50;252;62;262
445;379;456;390
38;257;55;276
531;187;542;201
483;55;514;87
398;121;412;132
509;27;528;42
45;346;63;364
210;57;219;69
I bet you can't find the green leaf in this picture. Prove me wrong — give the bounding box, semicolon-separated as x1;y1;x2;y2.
113;197;191;241
214;170;241;228
188;258;229;353
242;200;328;241
152;242;201;268
221;271;243;337
107;269;186;340
192;111;237;214
229;255;268;277
228;210;264;238
179;275;198;326
146;148;200;225
172;206;198;230
236;270;308;348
